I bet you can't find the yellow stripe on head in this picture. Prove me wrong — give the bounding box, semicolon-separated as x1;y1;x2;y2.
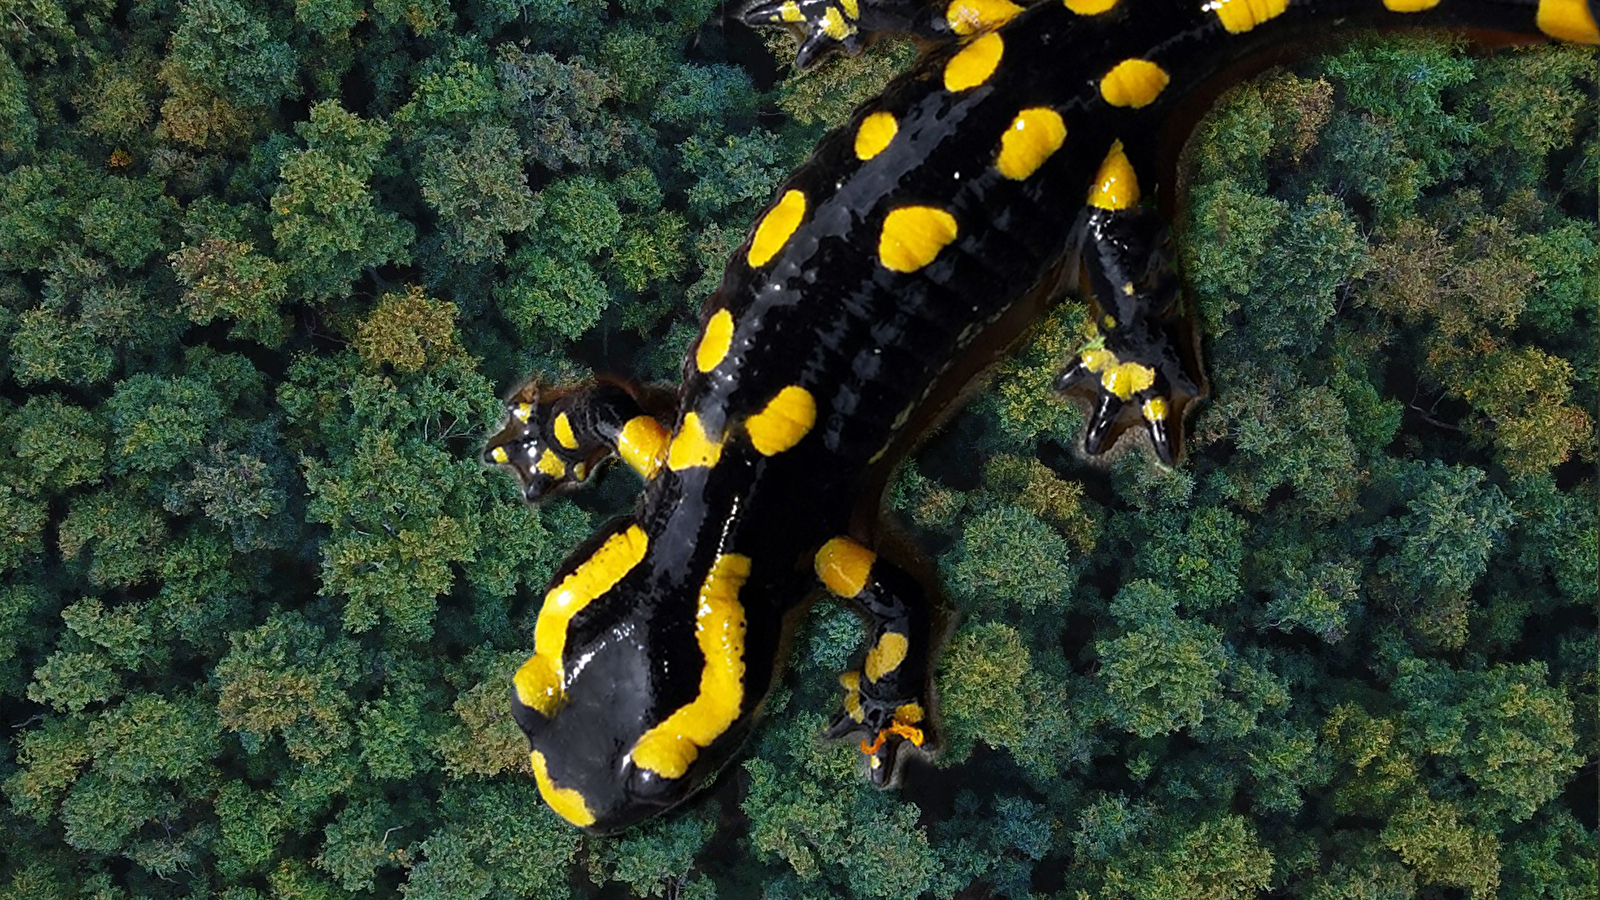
1209;0;1288;32
629;554;752;779
944;32;1004;92
945;0;1023;35
696;309;735;373
1064;0;1119;12
747;190;807;268
746;385;817;455
1088;140;1140;210
618;416;668;479
667;412;723;471
996;107;1066;180
1538;0;1600;41
1099;58;1170;108
814;536;876;598
530;749;596;827
855;111;899;161
525;524;650;721
879;206;959;273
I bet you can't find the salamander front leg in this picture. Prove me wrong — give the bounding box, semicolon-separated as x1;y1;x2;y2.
812;537;937;786
1057;141;1205;465
482;380;674;501
741;0;1022;68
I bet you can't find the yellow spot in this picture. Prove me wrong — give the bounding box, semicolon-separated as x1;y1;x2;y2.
536;449;567;479
944;0;1022;35
1102;362;1155;400
1381;0;1440;10
667;412;724;471
1209;0;1288;33
1064;0;1119;12
513;402;533;422
1088;140;1141;210
513;654;563;717
815;536;876;597
746;386;816;455
855;111;899;161
1122;281;1136;295
531;749;596;827
841;0;859;18
490;445;509;464
630;554;752;778
840;671;865;722
894;702;925;724
573;461;588;481
1102;314;1117;329
1143;396;1169;423
780;1;803;21
879;206;959;273
526;524;650;717
747;190;807;268
864;631;909;682
996;107;1067;181
943;31;1004;92
618;416;669;479
696;309;735;373
553;413;579;450
1537;0;1599;41
1099;58;1170;108
821;5;849;38
1082;348;1116;373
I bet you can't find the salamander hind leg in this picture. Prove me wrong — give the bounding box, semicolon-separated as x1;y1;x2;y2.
1057;143;1205;465
813;537;938;786
483;380;674;502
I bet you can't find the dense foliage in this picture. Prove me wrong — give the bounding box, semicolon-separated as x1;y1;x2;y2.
0;2;1594;898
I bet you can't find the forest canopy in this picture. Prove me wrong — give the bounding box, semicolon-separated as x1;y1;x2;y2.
0;2;1595;899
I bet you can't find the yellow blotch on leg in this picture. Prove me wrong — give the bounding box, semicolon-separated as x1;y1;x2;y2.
1099;58;1170;108
943;31;1004;92
879;206;959;273
667;412;724;471
553;412;579;450
815;536;876;598
1102;361;1155;400
854;111;899;161
944;0;1022;35
821;5;849;38
530;749;596;827
1537;0;1600;41
629;554;752;779
490;445;509;464
1142;396;1169;423
618;416;669;479
864;631;909;682
536;448;567;479
696;309;735;373
747;189;807;268
1208;0;1288;33
1064;0;1119;13
996;107;1066;181
746;385;817;455
840;671;865;722
1088;140;1141;210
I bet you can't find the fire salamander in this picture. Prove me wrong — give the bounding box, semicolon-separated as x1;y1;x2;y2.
483;0;1598;831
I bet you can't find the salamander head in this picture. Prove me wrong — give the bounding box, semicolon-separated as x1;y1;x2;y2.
509;515;762;832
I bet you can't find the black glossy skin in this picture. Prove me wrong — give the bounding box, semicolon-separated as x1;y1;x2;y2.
493;0;1588;832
